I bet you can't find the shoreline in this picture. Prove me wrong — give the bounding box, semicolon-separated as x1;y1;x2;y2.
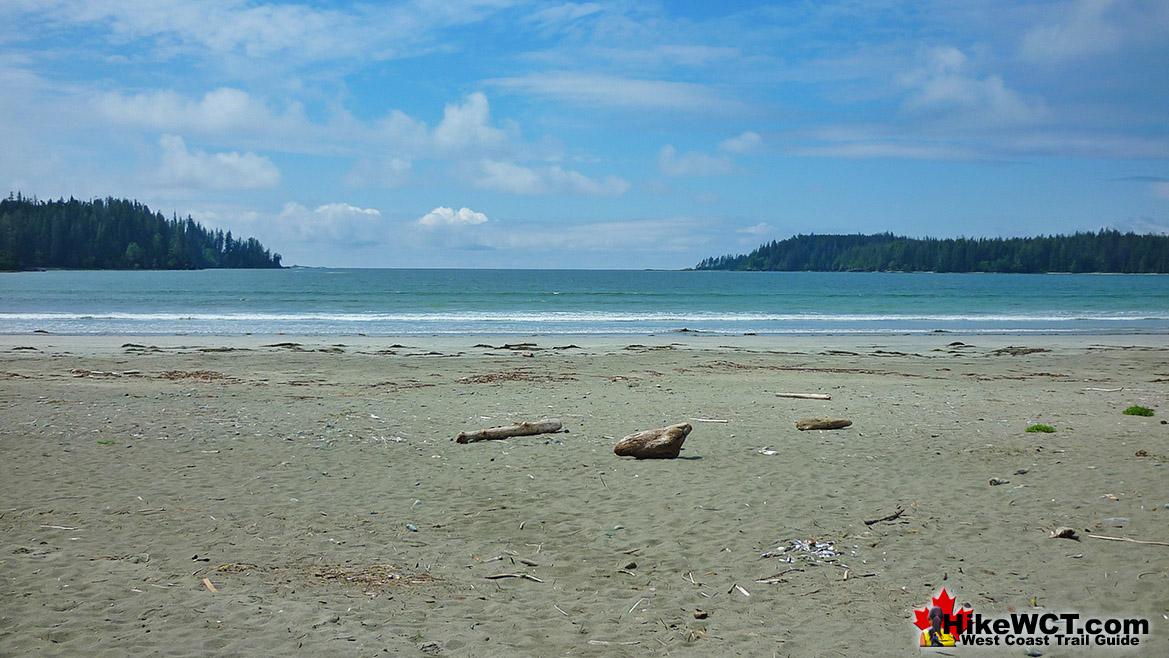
2;332;1166;655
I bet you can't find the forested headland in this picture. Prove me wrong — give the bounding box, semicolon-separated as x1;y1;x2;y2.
0;194;282;271
695;231;1169;273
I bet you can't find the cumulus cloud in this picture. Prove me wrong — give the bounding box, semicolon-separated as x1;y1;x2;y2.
899;47;1048;127
417;206;489;228
432;92;508;154
658;144;733;177
467;159;630;196
719;131;763;154
157;134;280;189
99;87;292;134
275;202;384;244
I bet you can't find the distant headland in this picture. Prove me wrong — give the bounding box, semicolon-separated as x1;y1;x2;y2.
0;193;281;271
695;232;1169;273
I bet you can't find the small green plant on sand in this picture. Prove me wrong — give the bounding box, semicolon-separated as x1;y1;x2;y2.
1025;424;1056;433
96;439;116;445
1123;405;1154;417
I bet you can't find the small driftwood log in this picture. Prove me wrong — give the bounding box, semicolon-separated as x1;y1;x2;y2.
455;418;562;444
795;417;852;431
614;423;691;459
776;393;831;400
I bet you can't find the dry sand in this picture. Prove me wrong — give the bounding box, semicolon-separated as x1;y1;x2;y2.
1;334;1167;656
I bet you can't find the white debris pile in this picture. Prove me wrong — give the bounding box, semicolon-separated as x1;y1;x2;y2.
761;539;849;568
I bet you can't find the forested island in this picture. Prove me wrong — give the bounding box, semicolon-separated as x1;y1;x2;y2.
0;194;281;271
696;231;1169;273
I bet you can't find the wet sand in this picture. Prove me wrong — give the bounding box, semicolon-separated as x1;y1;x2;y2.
1;334;1167;656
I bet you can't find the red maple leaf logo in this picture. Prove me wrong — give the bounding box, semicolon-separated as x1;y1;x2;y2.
914;588;972;640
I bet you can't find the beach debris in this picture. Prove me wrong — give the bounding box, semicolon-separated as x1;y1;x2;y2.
455;418;562;443
1050;527;1079;540
729;583;750;597
694;610;709;619
988;477;1009;486
614;422;691;459
776;392;831;400
485;573;543;582
1088;534;1169;547
761;539;846;569
201;577;218;592
758;447;779;456
863;507;905;526
795;417;852;431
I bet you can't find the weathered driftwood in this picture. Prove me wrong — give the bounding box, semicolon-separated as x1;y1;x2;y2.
795;417;852;431
776;392;831;400
614;423;691;459
455;418;562;444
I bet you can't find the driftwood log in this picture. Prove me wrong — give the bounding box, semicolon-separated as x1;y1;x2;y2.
455;418;562;444
776;392;831;400
614;423;691;459
795;417;852;431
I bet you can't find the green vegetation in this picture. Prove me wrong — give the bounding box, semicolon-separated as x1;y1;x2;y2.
1123;405;1155;416
0;193;281;270
1025;424;1056;433
96;439;116;445
695;231;1169;273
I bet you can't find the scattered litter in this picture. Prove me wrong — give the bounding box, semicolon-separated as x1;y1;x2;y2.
1050;527;1079;541
988;477;1009;486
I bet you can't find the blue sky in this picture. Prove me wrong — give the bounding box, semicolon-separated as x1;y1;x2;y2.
2;0;1167;268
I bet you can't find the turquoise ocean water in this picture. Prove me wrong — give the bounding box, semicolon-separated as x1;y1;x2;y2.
2;269;1168;336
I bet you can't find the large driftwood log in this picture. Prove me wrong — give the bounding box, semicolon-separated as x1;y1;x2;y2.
795;417;852;431
614;423;691;459
455;418;562;444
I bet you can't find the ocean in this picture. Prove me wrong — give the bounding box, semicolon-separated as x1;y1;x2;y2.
2;269;1168;336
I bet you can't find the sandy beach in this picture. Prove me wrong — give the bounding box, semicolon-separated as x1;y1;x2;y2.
1;333;1167;656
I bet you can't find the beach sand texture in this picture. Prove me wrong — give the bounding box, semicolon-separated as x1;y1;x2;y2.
2;335;1167;656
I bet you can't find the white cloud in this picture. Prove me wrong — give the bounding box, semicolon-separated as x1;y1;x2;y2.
275;202;384;244
9;0;520;65
99;87;297;134
467;159;630;196
157;134;280;189
432;92;508;154
1020;0;1127;63
488;72;742;113
899;47;1048;127
417;206;489;228
738;222;774;235
719;131;763;154
658;144;733;177
526;2;603;31
482;217;712;253
692;192;720;205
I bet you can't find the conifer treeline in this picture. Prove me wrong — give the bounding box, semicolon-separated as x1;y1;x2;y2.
0;194;282;270
695;232;1169;273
